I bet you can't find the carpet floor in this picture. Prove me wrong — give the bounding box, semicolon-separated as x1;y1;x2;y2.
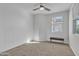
0;42;75;56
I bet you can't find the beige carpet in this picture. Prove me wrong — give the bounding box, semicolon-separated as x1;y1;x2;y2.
0;42;75;56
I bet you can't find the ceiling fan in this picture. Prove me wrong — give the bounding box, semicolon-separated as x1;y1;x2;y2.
33;3;51;11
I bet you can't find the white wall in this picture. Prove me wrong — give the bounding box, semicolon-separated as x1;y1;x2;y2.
34;11;69;43
0;7;4;53
47;11;69;43
0;4;33;53
69;4;79;56
33;14;40;41
33;14;48;41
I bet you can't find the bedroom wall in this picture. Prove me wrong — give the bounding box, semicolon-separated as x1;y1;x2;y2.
33;14;48;41
0;4;33;53
33;11;69;43
69;3;79;56
46;11;69;43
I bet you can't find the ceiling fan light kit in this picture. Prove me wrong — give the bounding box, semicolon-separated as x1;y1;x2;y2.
33;3;51;11
40;7;44;10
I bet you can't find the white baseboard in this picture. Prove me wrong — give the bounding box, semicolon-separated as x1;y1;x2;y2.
69;44;77;56
0;41;25;53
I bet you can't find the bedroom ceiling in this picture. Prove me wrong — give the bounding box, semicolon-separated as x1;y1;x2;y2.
0;3;73;14
31;3;72;14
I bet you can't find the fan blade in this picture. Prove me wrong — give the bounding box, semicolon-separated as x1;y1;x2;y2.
44;6;51;11
33;7;40;11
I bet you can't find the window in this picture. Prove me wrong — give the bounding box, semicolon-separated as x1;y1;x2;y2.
73;16;79;34
52;16;64;32
53;16;64;22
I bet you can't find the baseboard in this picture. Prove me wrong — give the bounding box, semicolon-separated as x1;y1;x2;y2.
64;41;69;45
69;44;77;56
0;41;25;53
